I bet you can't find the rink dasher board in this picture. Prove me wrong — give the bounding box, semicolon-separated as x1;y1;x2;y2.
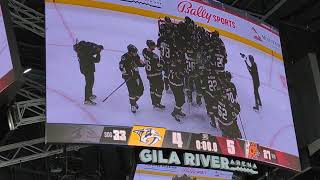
46;123;300;171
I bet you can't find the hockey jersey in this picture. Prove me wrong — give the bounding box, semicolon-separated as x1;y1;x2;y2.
142;48;164;77
119;53;144;80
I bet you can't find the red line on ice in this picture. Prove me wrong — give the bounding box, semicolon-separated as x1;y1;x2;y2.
268;124;294;147
53;3;76;43
48;88;98;123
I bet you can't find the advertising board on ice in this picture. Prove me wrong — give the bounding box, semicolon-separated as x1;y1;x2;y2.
99;0;282;55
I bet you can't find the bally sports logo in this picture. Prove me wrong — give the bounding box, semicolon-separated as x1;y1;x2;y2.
120;0;162;8
134;128;162;145
177;0;236;28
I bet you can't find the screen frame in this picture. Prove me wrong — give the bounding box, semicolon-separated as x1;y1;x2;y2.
0;0;23;106
45;0;300;172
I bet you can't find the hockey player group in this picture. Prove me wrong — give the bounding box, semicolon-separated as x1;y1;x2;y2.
119;16;243;139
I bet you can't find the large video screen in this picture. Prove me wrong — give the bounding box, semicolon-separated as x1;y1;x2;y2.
0;4;14;93
46;0;300;171
134;164;233;180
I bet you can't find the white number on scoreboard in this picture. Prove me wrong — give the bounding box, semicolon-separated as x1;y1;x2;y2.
263;150;271;160
172;132;183;148
113;130;126;141
227;140;236;155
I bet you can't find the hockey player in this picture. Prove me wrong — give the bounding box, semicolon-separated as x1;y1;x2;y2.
185;45;203;105
201;66;224;128
169;48;187;122
217;71;242;139
210;31;228;73
142;40;165;109
119;44;145;113
157;31;174;92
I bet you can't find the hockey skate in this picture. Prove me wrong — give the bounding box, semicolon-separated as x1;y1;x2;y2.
84;100;97;105
154;103;165;109
135;103;139;110
89;95;97;101
131;105;137;113
171;111;181;123
177;110;186;117
253;106;259;112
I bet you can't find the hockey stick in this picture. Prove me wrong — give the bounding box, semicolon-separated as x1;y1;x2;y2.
102;79;129;102
238;113;247;140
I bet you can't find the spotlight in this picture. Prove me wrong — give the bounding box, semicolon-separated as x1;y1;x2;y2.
23;68;32;74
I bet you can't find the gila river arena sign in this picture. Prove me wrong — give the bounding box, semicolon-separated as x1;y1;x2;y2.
139;149;259;175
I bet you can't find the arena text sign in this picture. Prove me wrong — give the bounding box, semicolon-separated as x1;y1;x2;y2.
139;149;259;175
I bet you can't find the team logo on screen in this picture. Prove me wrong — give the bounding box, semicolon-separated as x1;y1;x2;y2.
128;126;166;147
245;142;260;159
134;128;162;145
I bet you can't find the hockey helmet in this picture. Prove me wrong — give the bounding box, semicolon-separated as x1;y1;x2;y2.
225;71;232;80
185;16;192;24
212;30;219;37
127;44;138;53
146;40;156;48
164;16;172;23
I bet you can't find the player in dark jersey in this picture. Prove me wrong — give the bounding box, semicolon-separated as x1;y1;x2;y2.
185;46;203;105
119;44;145;113
211;31;228;72
201;68;224;128
157;34;173;92
217;71;242;139
169;49;187;122
142;40;165;109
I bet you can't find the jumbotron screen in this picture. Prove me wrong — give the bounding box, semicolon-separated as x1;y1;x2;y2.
0;4;14;93
134;164;233;180
46;0;300;171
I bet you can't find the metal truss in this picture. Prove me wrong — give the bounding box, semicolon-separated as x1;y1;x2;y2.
0;138;88;168
8;0;45;37
8;70;45;130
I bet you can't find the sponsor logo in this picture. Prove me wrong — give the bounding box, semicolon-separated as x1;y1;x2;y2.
177;0;236;28
251;27;281;49
120;0;162;8
128;126;166;147
252;27;263;42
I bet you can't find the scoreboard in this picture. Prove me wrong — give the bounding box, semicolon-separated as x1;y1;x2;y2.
47;124;300;171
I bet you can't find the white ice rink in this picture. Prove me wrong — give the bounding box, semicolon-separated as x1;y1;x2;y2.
0;9;13;79
46;3;299;156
